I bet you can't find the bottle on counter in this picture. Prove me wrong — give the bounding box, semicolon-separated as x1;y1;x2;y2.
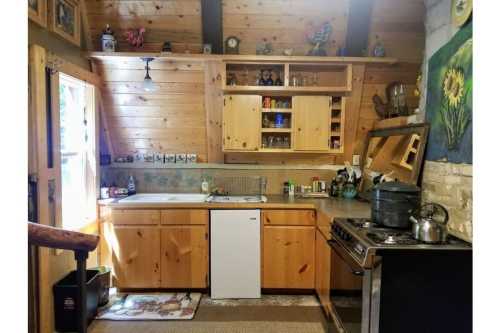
201;179;210;194
100;182;110;199
288;180;295;197
127;176;136;195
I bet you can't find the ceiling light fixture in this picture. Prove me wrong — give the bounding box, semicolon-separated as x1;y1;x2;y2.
141;57;158;92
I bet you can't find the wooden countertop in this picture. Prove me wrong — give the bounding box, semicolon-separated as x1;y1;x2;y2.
99;195;371;239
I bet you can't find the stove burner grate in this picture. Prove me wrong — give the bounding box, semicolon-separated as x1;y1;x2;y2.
366;231;420;246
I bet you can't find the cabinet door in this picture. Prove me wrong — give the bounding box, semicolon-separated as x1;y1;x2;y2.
223;95;261;150
112;226;161;288
160;226;208;288
315;229;332;312
293;96;331;151
262;226;315;289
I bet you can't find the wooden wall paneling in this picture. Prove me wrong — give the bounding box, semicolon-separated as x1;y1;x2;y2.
222;0;349;56
204;61;224;162
85;0;203;52
80;0;94;50
342;64;366;163
95;87;115;157
96;57;208;161
367;0;425;63
353;63;420;155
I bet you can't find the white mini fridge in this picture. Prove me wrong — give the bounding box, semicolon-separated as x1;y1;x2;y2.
210;210;261;299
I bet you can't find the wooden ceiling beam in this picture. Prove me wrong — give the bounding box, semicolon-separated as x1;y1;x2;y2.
345;0;375;57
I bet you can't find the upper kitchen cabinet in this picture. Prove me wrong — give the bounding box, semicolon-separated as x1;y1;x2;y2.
293;96;331;151
223;95;261;151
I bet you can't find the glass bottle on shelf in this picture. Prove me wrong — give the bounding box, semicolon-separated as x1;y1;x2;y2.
296;73;303;86
291;74;298;87
312;72;319;86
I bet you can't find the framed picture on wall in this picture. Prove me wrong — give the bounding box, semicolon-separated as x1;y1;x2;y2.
28;0;47;28
49;0;81;47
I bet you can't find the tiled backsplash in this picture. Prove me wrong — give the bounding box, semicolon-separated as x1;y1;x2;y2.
101;167;335;195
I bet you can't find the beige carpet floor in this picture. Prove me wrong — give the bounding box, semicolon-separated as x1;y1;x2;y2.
89;295;330;333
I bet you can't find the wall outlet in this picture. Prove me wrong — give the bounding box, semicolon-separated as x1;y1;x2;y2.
352;154;360;166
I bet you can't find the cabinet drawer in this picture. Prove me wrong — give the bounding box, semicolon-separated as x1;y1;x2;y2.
111;210;160;225
161;209;208;225
262;210;316;226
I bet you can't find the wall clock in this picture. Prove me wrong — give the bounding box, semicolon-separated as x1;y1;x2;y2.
452;0;472;27
225;36;240;54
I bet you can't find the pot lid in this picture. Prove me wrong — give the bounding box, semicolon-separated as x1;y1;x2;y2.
374;181;420;193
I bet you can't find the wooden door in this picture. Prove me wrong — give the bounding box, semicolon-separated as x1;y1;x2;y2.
293;96;331;151
262;226;315;289
223;94;261;150
112;226;161;288
315;229;332;312
160;226;208;288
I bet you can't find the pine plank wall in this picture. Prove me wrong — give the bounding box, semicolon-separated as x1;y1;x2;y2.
86;0;425;165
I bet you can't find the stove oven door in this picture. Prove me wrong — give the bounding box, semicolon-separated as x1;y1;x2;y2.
328;236;373;333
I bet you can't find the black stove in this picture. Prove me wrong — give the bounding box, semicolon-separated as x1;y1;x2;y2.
327;217;472;333
331;217;471;268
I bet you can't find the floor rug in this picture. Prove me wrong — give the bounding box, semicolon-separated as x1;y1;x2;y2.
96;292;201;320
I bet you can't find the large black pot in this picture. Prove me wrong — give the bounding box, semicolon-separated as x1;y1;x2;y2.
371;181;421;228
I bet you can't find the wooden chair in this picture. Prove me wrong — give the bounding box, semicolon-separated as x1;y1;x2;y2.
28;222;99;333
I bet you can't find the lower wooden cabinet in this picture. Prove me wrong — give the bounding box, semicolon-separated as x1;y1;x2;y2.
160;226;208;288
262;225;315;289
112;226;161;288
108;208;209;289
315;229;332;311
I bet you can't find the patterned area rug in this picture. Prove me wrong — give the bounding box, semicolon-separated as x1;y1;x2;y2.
96;292;201;320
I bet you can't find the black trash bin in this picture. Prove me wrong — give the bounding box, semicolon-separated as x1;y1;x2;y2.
53;269;99;332
93;266;111;306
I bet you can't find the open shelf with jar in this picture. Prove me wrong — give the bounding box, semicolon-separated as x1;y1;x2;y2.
329;96;346;153
224;63;285;91
222;61;352;95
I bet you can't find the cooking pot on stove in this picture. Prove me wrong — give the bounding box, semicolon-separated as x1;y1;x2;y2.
371;181;421;228
410;203;449;243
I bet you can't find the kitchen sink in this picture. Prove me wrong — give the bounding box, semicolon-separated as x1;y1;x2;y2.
118;193;209;203
207;195;267;203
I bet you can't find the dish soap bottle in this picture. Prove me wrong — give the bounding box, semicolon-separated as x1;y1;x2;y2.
127;176;136;195
201;179;209;194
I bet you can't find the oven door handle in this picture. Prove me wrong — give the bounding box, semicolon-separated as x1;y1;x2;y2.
328;238;364;276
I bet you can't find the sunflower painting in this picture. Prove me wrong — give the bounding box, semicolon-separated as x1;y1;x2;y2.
425;22;472;164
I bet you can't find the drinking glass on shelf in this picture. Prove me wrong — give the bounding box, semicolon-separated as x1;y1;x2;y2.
301;75;309;87
312;72;319;86
268;136;274;148
276;137;282;148
284;136;290;148
291;74;298;87
296;73;303;86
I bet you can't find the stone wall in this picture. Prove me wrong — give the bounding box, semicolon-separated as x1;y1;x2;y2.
420;0;472;242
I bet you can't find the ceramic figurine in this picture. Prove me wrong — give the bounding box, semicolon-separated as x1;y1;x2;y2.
306;22;333;56
372;35;386;57
101;24;116;52
203;43;212;54
227;73;238;86
162;41;173;53
256;42;273;55
283;48;294;56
